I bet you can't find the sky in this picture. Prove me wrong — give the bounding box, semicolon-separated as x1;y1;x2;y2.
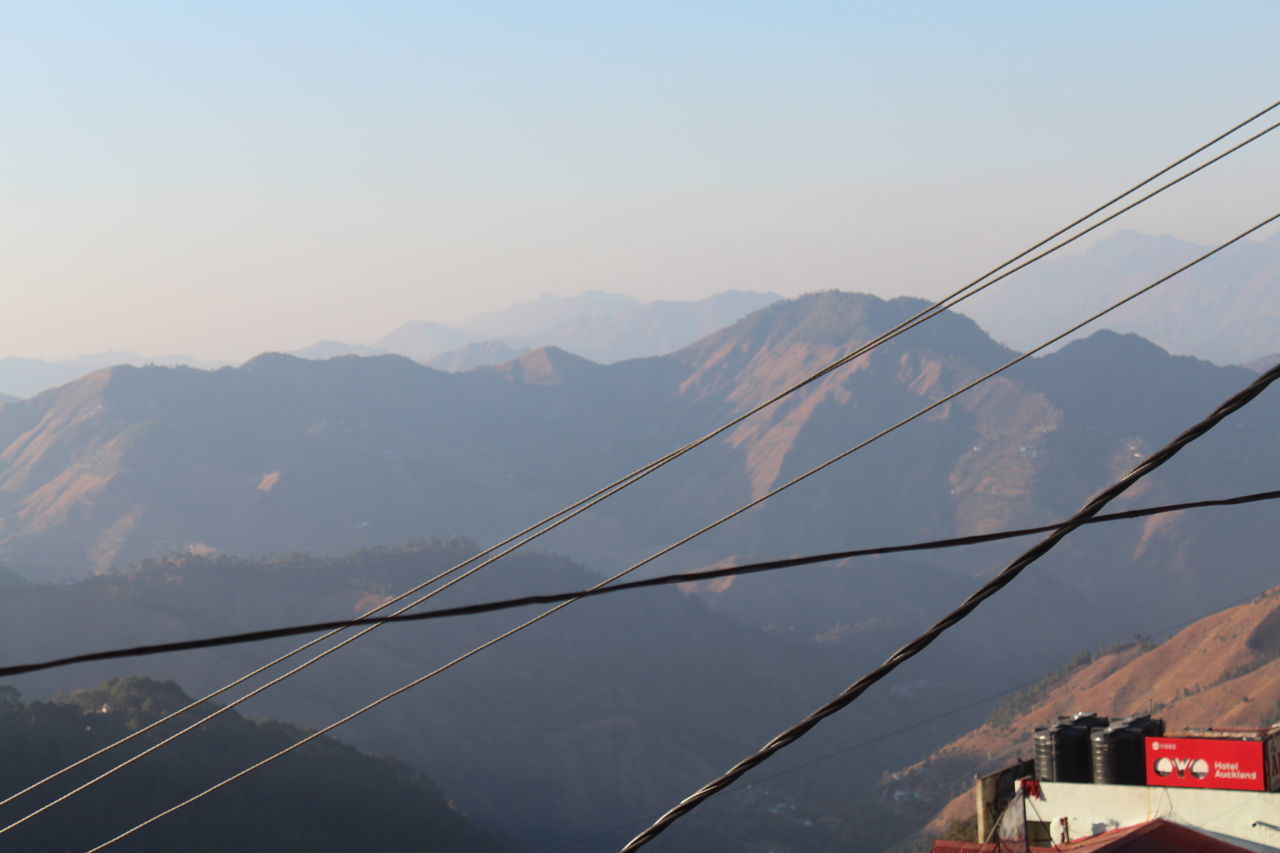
1;1;1277;362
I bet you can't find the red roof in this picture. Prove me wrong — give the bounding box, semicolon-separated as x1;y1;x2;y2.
928;844;1052;852
1056;819;1252;852
930;819;1251;853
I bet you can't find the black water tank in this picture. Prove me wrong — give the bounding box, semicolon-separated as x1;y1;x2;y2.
1117;714;1165;737
1091;724;1147;785
1034;726;1054;779
1067;712;1110;730
1035;722;1094;782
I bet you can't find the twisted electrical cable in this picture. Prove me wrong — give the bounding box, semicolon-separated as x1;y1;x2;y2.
83;210;1280;852
9;99;1272;833
543;583;1280;852
619;359;1280;851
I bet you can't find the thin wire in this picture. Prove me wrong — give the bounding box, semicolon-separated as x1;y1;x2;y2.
84;212;1280;852
204;104;1280;686
619;365;1280;851
195;101;1280;718
4;488;1276;680
13;98;1272;829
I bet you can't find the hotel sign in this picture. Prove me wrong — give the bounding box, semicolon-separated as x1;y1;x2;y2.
1145;736;1267;791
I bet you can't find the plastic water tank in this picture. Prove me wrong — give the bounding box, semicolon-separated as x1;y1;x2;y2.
1118;714;1165;737
1035;721;1095;782
1091;723;1147;785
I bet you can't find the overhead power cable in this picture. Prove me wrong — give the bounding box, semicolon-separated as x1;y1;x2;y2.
82;209;1280;852
544;582;1279;852
619;364;1280;850
9;101;1272;831
545;686;1037;853
2;488;1274;680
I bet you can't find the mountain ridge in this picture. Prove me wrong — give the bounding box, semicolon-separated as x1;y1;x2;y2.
294;288;784;369
1;290;1277;849
2;290;1276;626
963;230;1280;365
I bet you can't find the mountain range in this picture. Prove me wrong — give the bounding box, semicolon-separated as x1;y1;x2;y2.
963;229;1280;366
0;352;220;400
0;290;780;400
4;228;1276;402
296;288;784;367
2;291;1275;622
1;288;1277;849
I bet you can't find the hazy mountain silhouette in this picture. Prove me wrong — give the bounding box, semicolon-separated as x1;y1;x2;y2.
293;289;783;367
371;320;483;362
0;293;777;400
0;352;220;399
962;230;1280;365
429;339;530;372
2;291;1278;849
458;288;783;363
461;289;644;339
1244;351;1280;373
289;340;387;359
1;292;1275;636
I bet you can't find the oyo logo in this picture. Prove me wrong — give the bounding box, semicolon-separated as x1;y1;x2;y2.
1153;756;1209;779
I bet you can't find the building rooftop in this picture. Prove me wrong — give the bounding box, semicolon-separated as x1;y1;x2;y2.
931;817;1254;851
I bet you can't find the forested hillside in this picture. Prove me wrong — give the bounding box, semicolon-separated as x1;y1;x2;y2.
0;542;925;849
0;677;512;852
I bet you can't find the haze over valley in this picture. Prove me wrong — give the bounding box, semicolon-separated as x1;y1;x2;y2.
1;284;1278;849
4;3;1278;849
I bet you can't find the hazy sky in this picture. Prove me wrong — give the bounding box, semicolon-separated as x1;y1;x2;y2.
2;1;1277;362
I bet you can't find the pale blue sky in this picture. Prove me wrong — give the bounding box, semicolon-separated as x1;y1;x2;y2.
2;1;1277;360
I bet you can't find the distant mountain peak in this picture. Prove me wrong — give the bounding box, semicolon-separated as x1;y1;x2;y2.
289;340;387;360
676;290;1006;370
1096;228;1193;246
1054;328;1171;359
1083;229;1203;265
240;351;306;371
963;228;1280;365
283;289;782;371
372;321;480;363
429;339;529;373
494;345;600;385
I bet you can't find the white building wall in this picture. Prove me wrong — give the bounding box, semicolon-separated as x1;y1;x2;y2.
1033;782;1280;852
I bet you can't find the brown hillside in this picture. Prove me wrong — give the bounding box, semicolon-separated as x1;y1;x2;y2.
0;291;1277;666
915;586;1280;835
492;345;600;386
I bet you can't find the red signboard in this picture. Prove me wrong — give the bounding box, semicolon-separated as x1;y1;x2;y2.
1145;737;1266;791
